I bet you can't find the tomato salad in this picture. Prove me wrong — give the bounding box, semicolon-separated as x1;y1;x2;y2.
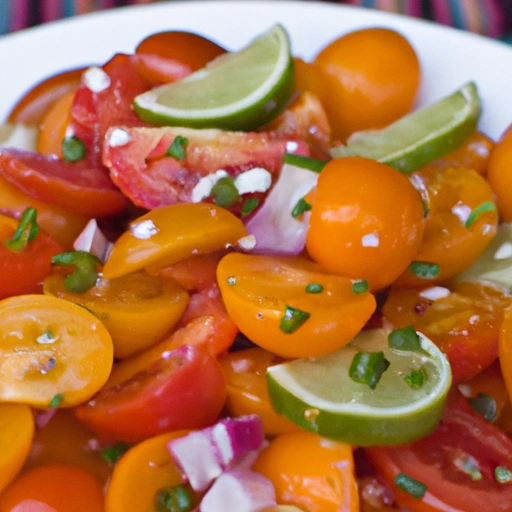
0;22;512;512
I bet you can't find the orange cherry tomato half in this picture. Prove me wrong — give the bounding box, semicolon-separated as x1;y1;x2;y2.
253;431;359;512
75;344;226;442
0;464;103;512
313;27;420;143
217;253;376;359
306;157;425;291
0;294;113;408
135;30;226;71
499;303;512;408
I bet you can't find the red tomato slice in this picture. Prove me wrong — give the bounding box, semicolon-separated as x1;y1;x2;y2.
366;391;512;512
103;126;309;209
0;149;128;217
74;344;227;442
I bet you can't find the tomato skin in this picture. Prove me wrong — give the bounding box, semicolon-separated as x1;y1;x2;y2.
75;344;227;442
366;390;512;512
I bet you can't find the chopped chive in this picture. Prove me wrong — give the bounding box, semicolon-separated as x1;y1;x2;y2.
166;135;188;160
305;283;323;294
241;197;260;217
279;305;310;333
62;135;86;162
496;466;512;483
465;201;496;228
283;153;327;173
49;393;64;408
394;473;427;498
155;484;194;512
352;279;369;294
52;250;100;293
349;351;390;390
405;368;427;390
211;176;240;208
291;197;312;219
4;207;39;252
408;261;441;280
388;326;424;353
101;442;131;464
454;455;482;481
468;393;498;422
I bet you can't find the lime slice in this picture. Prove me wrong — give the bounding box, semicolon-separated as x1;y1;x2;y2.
267;327;452;446
455;222;512;292
330;82;481;174
134;25;295;131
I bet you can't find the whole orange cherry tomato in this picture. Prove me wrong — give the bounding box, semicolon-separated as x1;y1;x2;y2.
306;156;425;291
253;431;358;512
135;31;226;71
313;28;420;142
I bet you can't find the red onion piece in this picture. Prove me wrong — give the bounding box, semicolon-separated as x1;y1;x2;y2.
73;219;113;263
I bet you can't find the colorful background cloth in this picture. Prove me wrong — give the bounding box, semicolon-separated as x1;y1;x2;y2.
0;0;511;40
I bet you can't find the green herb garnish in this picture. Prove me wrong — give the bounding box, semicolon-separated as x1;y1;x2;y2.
166;135;189;160
349;351;390;390
52;250;100;293
62;135;86;162
394;473;427;498
4;207;39;252
279;305;310;333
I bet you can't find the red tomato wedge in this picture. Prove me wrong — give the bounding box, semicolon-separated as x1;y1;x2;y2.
103;126;309;209
366;391;512;512
0;149;128;217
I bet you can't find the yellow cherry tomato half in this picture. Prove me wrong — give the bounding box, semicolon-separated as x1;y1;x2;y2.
306;157;425;291
44;271;189;359
0;403;34;494
102;203;247;280
0;294;113;408
217;253;376;358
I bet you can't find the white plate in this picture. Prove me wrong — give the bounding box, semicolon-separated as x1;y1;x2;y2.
1;0;511;139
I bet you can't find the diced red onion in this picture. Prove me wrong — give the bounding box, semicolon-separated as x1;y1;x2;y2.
73;219;113;263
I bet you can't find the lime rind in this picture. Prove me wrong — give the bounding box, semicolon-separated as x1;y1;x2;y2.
330;82;481;174
133;25;295;131
266;330;452;446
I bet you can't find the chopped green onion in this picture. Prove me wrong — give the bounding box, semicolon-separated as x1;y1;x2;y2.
468;393;498;422
154;484;194;512
62;135;86;162
4;207;39;252
166;135;189;160
454;455;482;481
211;176;240;208
241;197;260;217
495;466;512;484
352;279;369;294
408;261;441;280
388;326;424;353
465;201;496;228
101;442;131;464
283;153;327;173
394;473;427;498
49;393;64;408
405;368;427;390
52;250;100;293
305;283;323;294
291;198;312;219
279;305;310;333
349;351;390;390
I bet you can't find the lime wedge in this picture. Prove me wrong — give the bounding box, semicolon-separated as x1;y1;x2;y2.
267;328;452;446
134;25;295;131
330;82;481;174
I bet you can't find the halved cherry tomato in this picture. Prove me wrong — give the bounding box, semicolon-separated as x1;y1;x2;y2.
383;281;510;383
135;30;226;70
130;53;192;85
75;344;226;442
105;430;192;512
306;156;425;291
0;404;34;494
499;303;512;408
366;390;512;512
0;213;62;299
217;253;376;358
253;431;359;512
313;28;420;143
219;348;301;436
0;294;113;407
44;271;189;359
0;464;103;512
7;68;84;125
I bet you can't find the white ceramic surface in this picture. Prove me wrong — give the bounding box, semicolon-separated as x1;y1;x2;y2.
1;0;511;139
